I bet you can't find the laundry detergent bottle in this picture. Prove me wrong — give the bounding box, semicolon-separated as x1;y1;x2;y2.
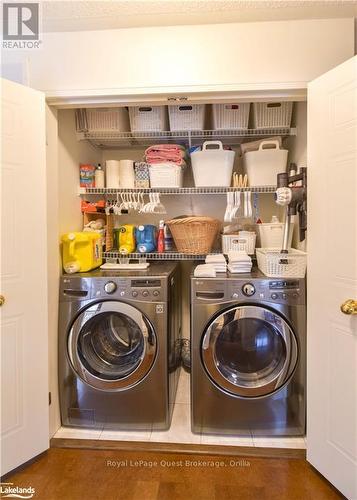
118;225;136;254
136;225;157;253
61;232;102;273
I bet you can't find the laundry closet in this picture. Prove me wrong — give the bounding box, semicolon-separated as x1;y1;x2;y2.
1;17;356;499
56;100;307;338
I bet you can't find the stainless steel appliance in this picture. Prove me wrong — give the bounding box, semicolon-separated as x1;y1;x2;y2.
191;270;306;436
59;263;181;431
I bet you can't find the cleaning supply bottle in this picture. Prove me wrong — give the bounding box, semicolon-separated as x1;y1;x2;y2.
164;223;174;251
118;225;136;254
61;232;102;273
95;163;105;188
136;225;157;253
157;220;165;253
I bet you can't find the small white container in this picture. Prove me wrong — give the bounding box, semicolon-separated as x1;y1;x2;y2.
243;139;288;186
222;232;256;255
149;164;184;188
252;102;293;129
191;141;235;187
129;106;167;132
168;104;205;131
257;221;294;248
106;160;120;188
213;103;250;130
256;248;307;278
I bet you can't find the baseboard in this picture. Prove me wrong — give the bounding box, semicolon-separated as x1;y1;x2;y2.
50;437;306;459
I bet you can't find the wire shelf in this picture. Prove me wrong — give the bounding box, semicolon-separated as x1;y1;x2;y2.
103;251;216;261
82;186;276;195
77;128;297;149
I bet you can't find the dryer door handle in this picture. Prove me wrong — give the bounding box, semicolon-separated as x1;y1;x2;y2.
196;292;225;300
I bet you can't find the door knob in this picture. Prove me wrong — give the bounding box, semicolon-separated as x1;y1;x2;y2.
0;295;5;307
340;299;357;315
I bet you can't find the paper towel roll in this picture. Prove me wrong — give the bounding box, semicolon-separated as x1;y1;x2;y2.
106;160;120;188
119;160;135;188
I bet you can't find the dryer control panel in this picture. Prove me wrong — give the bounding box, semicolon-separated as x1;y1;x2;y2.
192;277;305;306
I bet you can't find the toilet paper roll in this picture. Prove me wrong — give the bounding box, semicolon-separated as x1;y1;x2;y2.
106;160;120;188
119;160;135;188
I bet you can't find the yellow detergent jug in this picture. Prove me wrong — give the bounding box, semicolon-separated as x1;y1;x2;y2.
118;225;136;254
61;232;102;273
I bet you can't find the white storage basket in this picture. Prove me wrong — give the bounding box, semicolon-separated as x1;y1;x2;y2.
129;106;167;132
76;108;130;132
222;232;256;255
252;102;293;129
213;103;250;130
243;139;288;186
149;164;184;188
256;248;307;278
257;222;294;248
168;104;205;131
191;141;235;187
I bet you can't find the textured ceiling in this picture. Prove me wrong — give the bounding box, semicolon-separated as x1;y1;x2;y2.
42;0;357;32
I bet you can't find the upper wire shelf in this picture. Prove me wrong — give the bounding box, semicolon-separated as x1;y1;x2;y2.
81;186;276;195
77;128;297;149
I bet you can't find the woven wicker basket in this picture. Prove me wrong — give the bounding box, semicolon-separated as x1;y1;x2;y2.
166;217;220;254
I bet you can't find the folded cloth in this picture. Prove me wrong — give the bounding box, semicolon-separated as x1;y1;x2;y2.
205;254;226;264
194;264;216;278
228;263;252;274
228;250;252;263
145;144;187;166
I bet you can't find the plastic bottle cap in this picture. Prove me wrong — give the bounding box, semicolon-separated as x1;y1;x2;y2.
68;233;76;240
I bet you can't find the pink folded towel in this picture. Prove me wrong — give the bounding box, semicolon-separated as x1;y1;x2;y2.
145;144;186;166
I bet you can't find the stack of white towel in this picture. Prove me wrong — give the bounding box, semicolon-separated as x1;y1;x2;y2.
205;254;227;273
227;251;252;274
193;264;216;278
194;254;227;277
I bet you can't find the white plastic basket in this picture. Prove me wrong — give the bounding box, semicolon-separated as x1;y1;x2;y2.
222;232;256;255
256;248;307;278
257;222;294;248
243;139;288;186
213;103;250;130
129;106;167;132
76;108;130;132
191;141;235;187
149;164;184;188
252;102;293;129
168;104;205;131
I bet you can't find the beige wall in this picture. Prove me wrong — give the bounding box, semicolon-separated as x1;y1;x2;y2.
1;19;354;98
47;109;101;437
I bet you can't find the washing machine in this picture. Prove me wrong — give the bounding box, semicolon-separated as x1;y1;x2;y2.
191;270;306;436
58;263;181;431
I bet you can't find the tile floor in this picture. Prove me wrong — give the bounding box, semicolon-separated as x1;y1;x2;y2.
54;369;306;449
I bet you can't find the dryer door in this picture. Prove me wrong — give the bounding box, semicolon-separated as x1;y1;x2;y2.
201;305;298;398
68;301;157;391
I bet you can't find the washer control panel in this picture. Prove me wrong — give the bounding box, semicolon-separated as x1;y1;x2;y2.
92;278;164;302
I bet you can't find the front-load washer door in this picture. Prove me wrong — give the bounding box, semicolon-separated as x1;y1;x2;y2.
201;305;298;398
68;301;157;391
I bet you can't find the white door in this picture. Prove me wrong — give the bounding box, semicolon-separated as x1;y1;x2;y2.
307;56;357;499
1;79;49;475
